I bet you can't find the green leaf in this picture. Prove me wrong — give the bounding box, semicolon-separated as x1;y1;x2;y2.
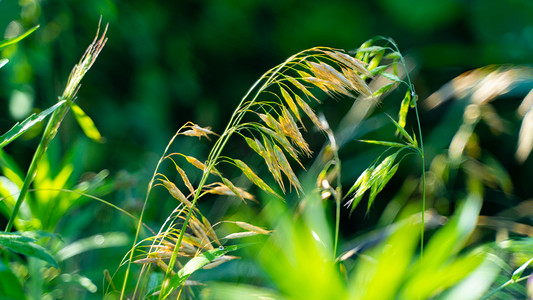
372;82;396;98
369;65;388;77
511;257;533;282
0;25;40;50
387;115;416;146
71;104;104;143
0;58;8;69
162;245;238;298
0;260;26;300
359;140;408;148
0;231;58;268
381;72;402;83
0;100;65;149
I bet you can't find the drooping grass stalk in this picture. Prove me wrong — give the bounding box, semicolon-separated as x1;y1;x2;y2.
321;116;342;258
413;100;426;256
481;274;533;300
120;129;181;299
380;37;426;255
127;44;390;298
156;52;297;299
4;22;108;232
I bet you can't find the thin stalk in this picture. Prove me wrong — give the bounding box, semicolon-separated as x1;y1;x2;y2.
413;103;426;256
4;108;62;232
324;119;342;259
158;50;310;299
334;187;341;258
120;130;181;300
4;22;107;232
387;36;426;256
481;274;532;300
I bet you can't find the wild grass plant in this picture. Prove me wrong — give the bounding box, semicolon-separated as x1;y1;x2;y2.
1;19;533;300
111;37;533;299
0;21;129;298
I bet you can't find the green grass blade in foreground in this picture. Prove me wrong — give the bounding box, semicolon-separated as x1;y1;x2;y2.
349;215;419;300
400;179;485;299
0;58;8;69
0;260;25;299
0;101;65;149
160;245;238;299
0;25;39;50
4;22;107;232
0;231;58;268
480;257;533;299
201;283;283;300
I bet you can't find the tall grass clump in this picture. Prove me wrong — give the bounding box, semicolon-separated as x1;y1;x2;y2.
0;20;112;298
112;32;533;298
114;37;455;299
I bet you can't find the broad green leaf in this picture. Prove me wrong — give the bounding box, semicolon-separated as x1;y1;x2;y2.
0;231;58;268
71;103;104;143
0;25;39;50
0;260;25;300
162;245;238;298
0;101;65;149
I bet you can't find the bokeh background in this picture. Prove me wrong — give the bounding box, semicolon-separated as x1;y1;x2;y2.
1;0;533;298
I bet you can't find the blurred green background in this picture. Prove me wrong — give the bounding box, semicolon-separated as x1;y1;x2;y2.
2;0;533;173
1;0;533;298
1;0;532;160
